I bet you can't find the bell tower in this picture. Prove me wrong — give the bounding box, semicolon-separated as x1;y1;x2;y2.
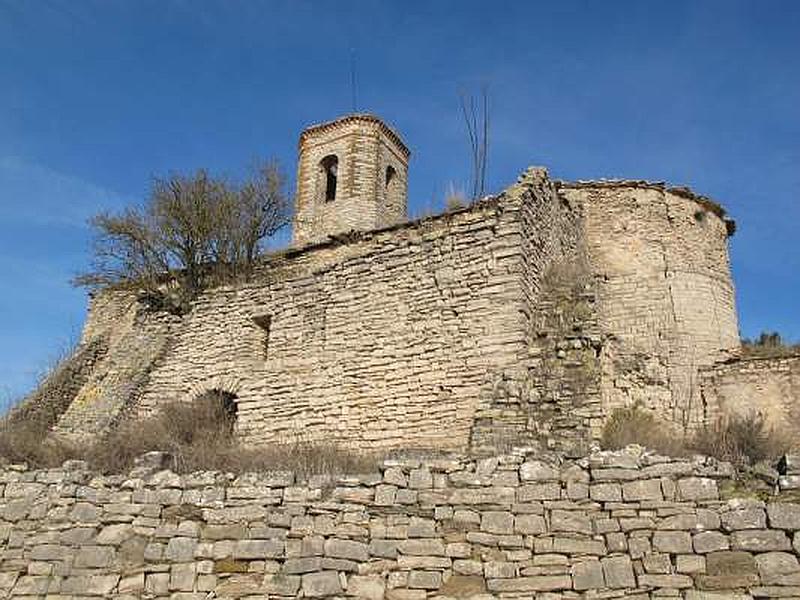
293;114;410;246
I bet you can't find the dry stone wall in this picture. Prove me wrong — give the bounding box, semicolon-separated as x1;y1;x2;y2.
3;447;800;599
700;355;800;431
559;182;740;428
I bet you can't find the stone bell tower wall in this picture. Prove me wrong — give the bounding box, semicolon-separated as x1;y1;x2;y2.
293;114;409;247
560;183;739;427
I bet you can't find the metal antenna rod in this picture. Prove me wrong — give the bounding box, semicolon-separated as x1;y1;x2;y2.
350;48;358;112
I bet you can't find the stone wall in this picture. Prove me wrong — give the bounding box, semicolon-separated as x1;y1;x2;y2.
123;168;576;452
559;182;740;428
52;292;181;439
48;168;752;451
3;447;800;599
700;355;800;430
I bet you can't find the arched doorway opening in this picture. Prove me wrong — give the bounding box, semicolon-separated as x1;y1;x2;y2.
192;389;238;435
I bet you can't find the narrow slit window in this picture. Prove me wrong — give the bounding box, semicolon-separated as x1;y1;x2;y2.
252;314;272;358
321;155;338;202
385;165;396;188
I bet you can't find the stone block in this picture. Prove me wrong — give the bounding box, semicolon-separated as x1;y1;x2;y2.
572;559;604;590
374;485;397;506
481;511;514;534
730;529;791;552
643;552;672;574
74;545;115;568
658;510;720;531
324;538;369;562
590;482;622;502
453;559;483;575
552;537;606;555
145;573;169;595
677;478;718;501
518;483;561;501
302;571;343;597
96;523;134;545
408;469;432;489
520;460;559;481
515;513;546;534
653;531;692;554
11;576;50;596
62;574;121;596
677;554;706;574
170;563;196;592
484;561;516;578
445;542;471;558
119;573;145;594
602;555;636;589
721;508;766;531
755;551;800;585
30;544;69;561
622;478;663;501
283;557;323;574
396;555;451;569
263;573;302;595
767;502;800;530
566;481;588;500
487;575;572;592
637;574;693;588
369;540;398;559
348;574;386;600
233;539;284;559
693;531;730;554
166;537;198;562
706;550;757;576
550;510;592;535
397;539;445;556
606;532;627;552
408;570;441;590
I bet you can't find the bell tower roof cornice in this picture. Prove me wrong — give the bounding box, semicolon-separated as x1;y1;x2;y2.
299;113;410;158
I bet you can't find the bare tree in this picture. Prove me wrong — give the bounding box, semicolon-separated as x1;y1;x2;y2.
75;160;291;311
459;86;490;201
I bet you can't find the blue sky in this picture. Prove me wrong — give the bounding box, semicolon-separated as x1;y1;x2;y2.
1;0;798;400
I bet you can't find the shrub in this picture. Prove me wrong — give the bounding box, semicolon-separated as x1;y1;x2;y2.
0;391;382;475
0;419;78;468
688;413;789;466
741;331;800;358
601;404;688;456
74;160;291;312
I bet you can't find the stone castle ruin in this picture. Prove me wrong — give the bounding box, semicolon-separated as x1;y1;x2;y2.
26;113;799;452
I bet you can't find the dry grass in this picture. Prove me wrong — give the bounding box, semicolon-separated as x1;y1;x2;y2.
0;420;79;468
0;393;382;476
601;403;791;466
601;404;688;457
689;413;790;466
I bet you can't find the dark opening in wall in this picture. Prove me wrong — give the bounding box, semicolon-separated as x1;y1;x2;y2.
253;314;272;358
321;155;338;202
193;389;238;432
386;165;396;188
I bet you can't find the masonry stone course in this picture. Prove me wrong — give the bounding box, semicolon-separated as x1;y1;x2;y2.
0;446;799;598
